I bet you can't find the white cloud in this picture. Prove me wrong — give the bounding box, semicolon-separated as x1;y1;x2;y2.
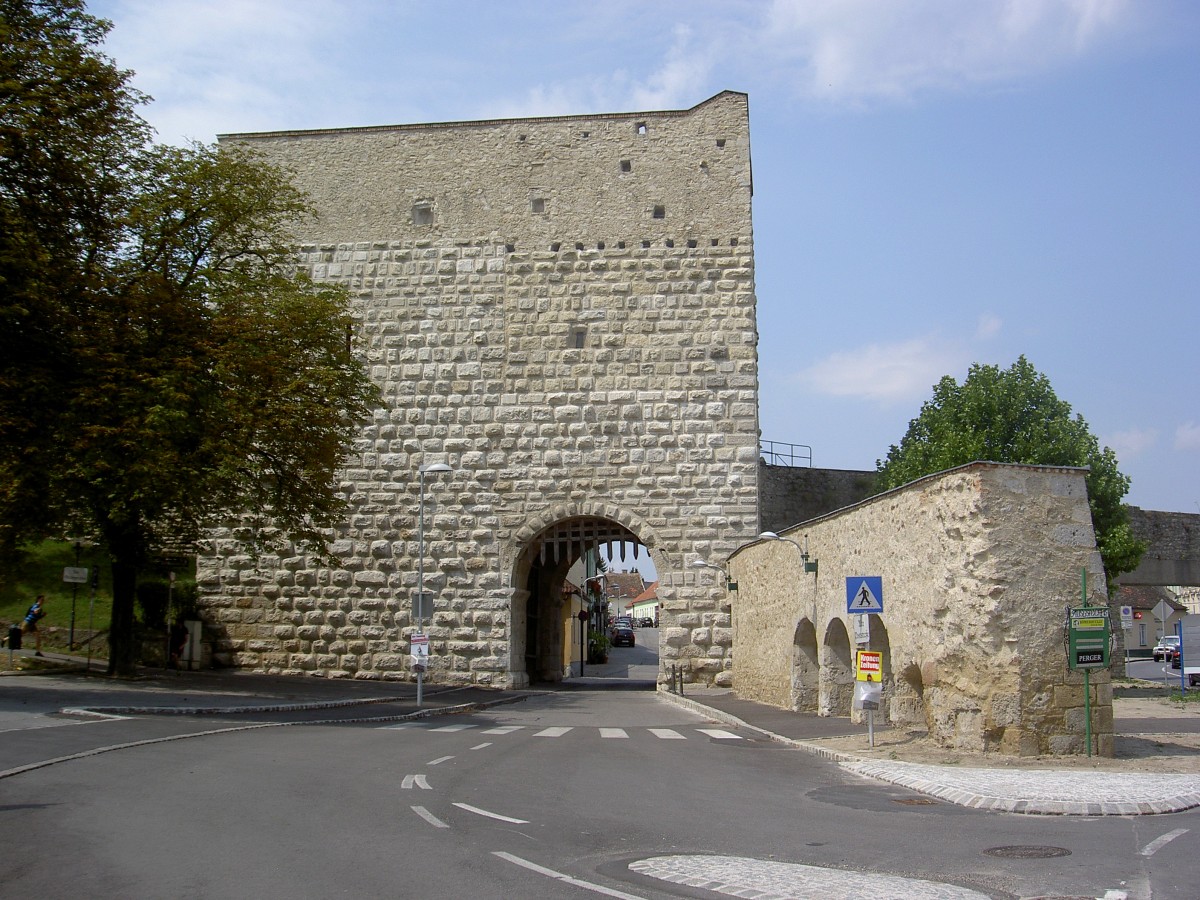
1175;422;1200;451
97;0;361;142
797;336;966;402
759;0;1135;102
499;23;715;120
1106;427;1158;460
975;312;1003;339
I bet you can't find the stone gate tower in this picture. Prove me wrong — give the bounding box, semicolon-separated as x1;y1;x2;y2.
199;91;759;688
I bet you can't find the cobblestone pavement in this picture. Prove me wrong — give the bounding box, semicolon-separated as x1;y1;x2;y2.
664;690;1200;817
629;855;992;900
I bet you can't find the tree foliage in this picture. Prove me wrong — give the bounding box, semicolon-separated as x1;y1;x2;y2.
1;1;378;675
876;356;1145;582
1;0;149;553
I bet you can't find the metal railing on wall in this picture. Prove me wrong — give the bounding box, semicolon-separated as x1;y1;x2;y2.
760;440;812;468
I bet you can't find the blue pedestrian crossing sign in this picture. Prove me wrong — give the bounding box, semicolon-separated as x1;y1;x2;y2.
847;577;884;614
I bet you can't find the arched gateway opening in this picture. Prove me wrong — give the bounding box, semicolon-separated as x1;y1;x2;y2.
510;515;660;688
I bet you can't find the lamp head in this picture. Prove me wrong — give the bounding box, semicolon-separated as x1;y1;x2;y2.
420;463;453;475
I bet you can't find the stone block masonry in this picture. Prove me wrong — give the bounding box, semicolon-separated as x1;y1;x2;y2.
201;93;760;687
730;462;1113;756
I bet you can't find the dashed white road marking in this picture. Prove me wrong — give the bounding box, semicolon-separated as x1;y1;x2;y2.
428;755;454;766
1140;828;1188;856
452;802;528;824
534;726;572;737
697;728;742;740
401;774;431;790
411;805;448;828
470;742;492;750
648;728;686;739
482;725;523;734
431;724;475;732
600;728;628;739
494;851;646;899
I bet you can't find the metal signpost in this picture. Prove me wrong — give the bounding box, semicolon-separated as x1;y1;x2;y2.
1067;567;1110;757
413;592;433;706
847;578;884;747
63;564;88;650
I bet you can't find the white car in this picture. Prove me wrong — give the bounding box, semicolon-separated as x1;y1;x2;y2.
1153;635;1180;662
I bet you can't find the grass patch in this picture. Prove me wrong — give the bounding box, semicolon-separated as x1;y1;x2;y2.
2;539;196;652
1;540;114;636
1168;687;1200;704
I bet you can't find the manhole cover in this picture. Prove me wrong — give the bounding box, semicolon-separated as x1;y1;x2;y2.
892;797;938;805
983;845;1072;859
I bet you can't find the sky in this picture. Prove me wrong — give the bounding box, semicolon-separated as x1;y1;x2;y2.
88;0;1200;523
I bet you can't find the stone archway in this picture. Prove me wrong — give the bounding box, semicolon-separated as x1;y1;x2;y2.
510;512;661;688
791;618;819;712
892;661;927;728
820;619;855;716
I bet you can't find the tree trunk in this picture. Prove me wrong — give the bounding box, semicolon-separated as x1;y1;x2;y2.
106;554;140;677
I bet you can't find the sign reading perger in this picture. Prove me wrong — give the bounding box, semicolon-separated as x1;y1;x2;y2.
1067;606;1110;670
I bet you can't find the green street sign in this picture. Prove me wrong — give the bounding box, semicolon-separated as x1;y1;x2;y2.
1067;606;1110;670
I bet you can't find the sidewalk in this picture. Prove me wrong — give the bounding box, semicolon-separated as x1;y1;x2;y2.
661;687;1200;817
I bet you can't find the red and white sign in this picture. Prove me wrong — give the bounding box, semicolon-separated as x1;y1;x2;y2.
855;650;882;682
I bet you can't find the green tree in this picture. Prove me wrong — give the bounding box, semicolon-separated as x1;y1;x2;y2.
1;1;379;675
876;356;1144;582
1;0;149;557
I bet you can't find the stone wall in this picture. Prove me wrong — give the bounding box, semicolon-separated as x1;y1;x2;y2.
729;462;1112;756
758;462;877;534
1121;508;1200;586
198;93;760;687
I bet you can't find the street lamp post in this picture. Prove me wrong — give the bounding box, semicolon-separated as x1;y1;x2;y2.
416;463;453;706
759;531;818;575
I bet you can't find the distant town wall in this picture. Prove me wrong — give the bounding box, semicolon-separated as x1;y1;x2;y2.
758;462;877;534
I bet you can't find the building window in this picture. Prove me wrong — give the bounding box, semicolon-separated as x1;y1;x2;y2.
531;198;546;214
652;205;665;219
571;327;587;349
636;122;647;135
412;202;434;225
620;159;631;173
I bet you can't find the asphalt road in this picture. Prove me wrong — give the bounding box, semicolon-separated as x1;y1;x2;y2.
3;680;1199;899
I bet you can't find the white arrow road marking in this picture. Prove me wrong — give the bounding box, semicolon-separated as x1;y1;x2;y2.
534;726;572;737
1140;828;1188;856
453;802;528;824
649;728;686;739
411;806;448;828
697;728;742;740
493;852;646;899
428;756;454;766
401;774;431;790
600;728;628;739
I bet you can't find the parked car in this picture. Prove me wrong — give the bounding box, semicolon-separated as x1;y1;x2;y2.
1153;635;1180;661
610;625;636;647
638;617;654;628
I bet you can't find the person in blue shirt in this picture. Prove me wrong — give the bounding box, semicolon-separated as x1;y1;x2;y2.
23;595;46;656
